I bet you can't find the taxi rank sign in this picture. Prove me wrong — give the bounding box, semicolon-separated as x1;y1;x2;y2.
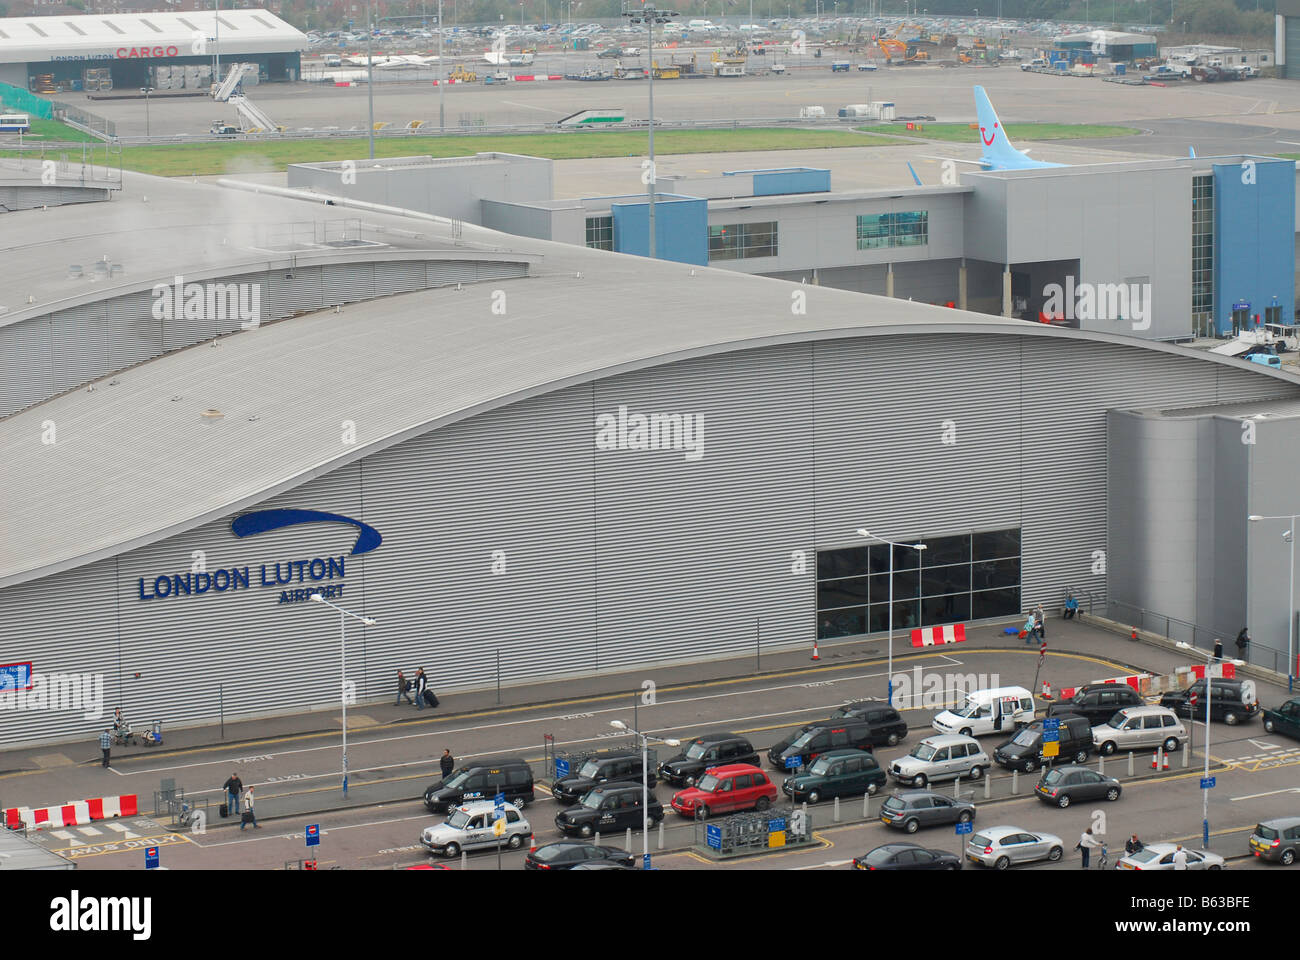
135;509;383;608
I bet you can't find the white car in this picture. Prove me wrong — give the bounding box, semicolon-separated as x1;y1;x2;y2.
420;800;530;858
966;825;1065;869
1116;843;1225;871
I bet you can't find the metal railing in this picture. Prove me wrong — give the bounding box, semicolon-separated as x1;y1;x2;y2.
1107;600;1293;679
0;143;123;188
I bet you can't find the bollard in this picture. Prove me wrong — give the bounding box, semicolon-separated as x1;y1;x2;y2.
594;831;600;845
1182;743;1189;768
626;827;632;849
658;821;665;850
1127;751;1134;777
1011;769;1018;794
1098;753;1105;775
461;849;467;871
863;792;870;819
833;796;841;823
984;770;991;800
953;772;962;799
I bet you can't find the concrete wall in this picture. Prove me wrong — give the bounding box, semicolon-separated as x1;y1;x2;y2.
1213;159;1296;335
481;199;555;241
1247;416;1300;673
286;153;553;225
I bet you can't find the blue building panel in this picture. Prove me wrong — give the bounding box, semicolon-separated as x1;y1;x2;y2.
611;194;708;265
725;167;832;196
1212;159;1295;336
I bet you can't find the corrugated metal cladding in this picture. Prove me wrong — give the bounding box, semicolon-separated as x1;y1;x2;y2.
2;332;1299;747
0;258;527;417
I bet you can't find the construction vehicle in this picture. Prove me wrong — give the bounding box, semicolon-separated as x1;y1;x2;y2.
210;121;239;135
878;38;929;62
449;64;478;82
711;46;746;77
652;61;681;79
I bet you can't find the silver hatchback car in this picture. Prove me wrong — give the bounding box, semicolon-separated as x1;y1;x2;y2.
889;734;989;788
966;825;1065;870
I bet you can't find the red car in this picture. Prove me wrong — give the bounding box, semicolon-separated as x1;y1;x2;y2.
670;763;778;819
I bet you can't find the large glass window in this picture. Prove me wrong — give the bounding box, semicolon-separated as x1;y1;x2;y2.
585;216;613;251
817;528;1021;639
708;221;778;261
856;211;929;250
1191;175;1213;336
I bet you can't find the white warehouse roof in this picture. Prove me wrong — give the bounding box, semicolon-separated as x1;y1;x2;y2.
0;9;307;64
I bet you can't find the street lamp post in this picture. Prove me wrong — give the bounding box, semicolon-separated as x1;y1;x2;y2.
438;0;445;132
310;594;377;796
609;720;679;869
140;86;154;138
624;4;677;261
1176;641;1243;849
859;530;927;706
367;0;375;159
1249;513;1298;692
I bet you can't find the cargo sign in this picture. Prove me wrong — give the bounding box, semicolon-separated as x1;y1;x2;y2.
135;509;383;607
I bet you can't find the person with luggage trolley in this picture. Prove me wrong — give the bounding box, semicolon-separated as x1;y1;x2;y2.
414;668;439;710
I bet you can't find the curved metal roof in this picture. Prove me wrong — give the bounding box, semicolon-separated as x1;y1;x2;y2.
2;178;1296;589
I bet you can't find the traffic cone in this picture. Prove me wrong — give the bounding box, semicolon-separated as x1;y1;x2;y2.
529;833;537;853
1162;753;1170;771
1041;681;1053;700
811;641;820;661
1150;750;1158;770
1130;627;1138;641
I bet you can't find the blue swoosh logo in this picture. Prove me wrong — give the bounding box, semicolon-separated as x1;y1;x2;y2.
231;509;383;556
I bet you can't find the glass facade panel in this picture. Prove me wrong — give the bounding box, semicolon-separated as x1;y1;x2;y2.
856;211;929;250
1191;175;1214;336
708;221;778;261
817;528;1022;639
585;216;613;251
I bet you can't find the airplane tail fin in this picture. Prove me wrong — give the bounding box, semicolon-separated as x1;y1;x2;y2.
1188;146;1196;158
973;85;1027;167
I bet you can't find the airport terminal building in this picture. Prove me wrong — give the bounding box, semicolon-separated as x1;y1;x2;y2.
0;9;306;92
1;167;1298;748
289;152;1297;343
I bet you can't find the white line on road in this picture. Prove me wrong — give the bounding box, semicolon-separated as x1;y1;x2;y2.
190;812;430;848
500;99;565;114
1246;739;1281;751
1230;787;1300;801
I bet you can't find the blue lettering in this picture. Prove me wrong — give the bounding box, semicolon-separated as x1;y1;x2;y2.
153;576;171;598
260;564;271;586
328;557;345;580
278;591;290;604
138;578;151;600
293;560;308;581
233;567;250;590
174;574;191;596
274;563;292;585
194;572;211;594
309;558;326;580
213;569;230;591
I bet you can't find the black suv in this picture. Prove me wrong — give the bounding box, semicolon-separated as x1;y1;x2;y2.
659;733;759;786
424;758;534;813
1047;683;1144;726
552;751;656;805
830;702;910;747
994;714;1092;772
767;719;878;770
1160;678;1259;725
766;720;836;763
554;784;664;838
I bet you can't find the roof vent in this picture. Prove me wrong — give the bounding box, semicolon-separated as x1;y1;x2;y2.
67;265;83;279
110;264;124;278
200;409;224;420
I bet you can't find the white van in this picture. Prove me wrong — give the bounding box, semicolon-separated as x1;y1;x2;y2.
932;686;1036;738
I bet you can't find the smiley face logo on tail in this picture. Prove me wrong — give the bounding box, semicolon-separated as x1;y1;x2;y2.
981;122;998;146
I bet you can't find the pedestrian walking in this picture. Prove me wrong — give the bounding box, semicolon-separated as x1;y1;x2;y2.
99;728;112;768
413;668;428;710
396;670;414;707
1172;844;1188;870
1076;827;1101;869
1212;638;1224;662
1235;627;1251;662
440;748;455;779
1033;604;1046;640
223;772;243;817
1022;613;1035;645
240;786;260;830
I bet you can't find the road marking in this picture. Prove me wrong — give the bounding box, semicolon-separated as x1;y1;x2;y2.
189;812;430;848
105;822;135;834
1230;787;1300;801
78;825;104;836
50;830;75;840
1246;739;1281;751
56;833;187;858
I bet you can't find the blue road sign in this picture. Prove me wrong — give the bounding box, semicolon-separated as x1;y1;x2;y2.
1043;731;1059;742
643;853;652;871
145;846;159;869
555;758;570;777
955;821;973;835
706;824;722;850
306;824;320;847
494;792;505;806
767;817;786;833
1042;717;1060;732
783;755;801;770
1200;776;1216;789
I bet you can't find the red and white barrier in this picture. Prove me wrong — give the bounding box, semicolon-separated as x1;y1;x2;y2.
510;74;563;81
1058;661;1236;701
911;624;966;647
4;794;137;832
